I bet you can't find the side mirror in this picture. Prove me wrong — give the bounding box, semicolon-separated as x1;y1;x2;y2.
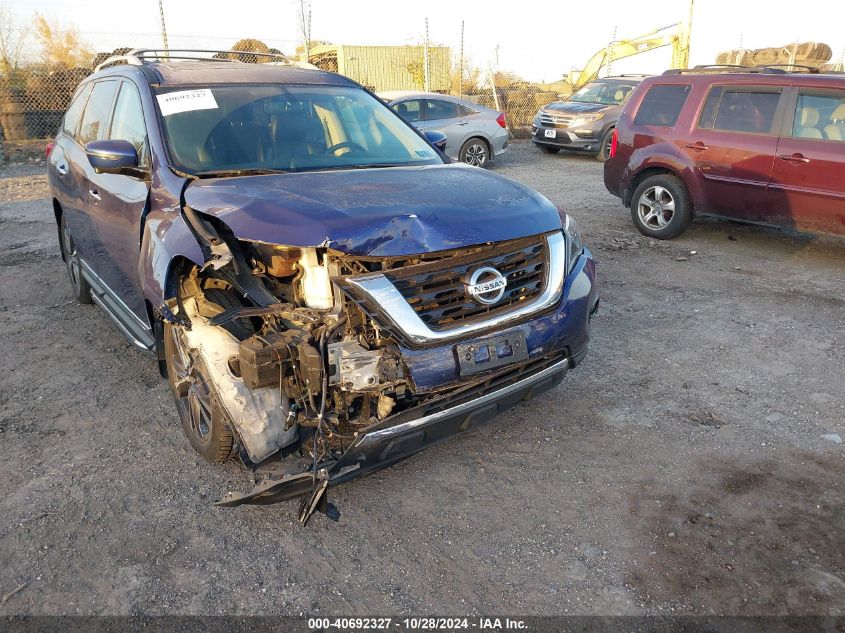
424;130;448;153
85;139;139;174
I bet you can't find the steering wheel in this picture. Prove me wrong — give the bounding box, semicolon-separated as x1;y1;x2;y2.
324;141;366;155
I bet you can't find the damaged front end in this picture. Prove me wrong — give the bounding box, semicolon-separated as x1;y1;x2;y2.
161;202;593;524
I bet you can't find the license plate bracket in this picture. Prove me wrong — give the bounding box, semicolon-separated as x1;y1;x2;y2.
544;128;556;138
456;331;529;376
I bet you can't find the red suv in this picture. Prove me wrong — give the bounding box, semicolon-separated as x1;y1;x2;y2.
604;67;845;239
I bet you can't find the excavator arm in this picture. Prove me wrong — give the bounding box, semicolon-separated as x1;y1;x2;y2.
571;23;685;90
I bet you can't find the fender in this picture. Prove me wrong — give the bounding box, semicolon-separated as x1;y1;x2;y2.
140;207;205;316
622;144;694;207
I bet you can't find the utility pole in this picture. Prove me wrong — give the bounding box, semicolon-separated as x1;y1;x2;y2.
298;0;312;62
459;20;464;98
679;0;694;68
604;26;617;76
158;0;169;54
423;18;430;92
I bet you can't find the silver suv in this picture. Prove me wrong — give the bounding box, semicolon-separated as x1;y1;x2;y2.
531;76;645;161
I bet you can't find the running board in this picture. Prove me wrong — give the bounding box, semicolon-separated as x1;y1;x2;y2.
80;260;155;353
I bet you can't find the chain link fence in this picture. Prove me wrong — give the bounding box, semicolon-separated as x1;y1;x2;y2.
0;24;572;160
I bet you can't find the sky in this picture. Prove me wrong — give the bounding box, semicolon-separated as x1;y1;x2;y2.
8;0;845;82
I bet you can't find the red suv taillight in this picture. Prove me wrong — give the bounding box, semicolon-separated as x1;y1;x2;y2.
608;128;619;159
496;112;506;128
45;142;55;159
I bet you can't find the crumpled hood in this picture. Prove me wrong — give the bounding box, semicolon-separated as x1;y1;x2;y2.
545;101;610;115
184;164;562;256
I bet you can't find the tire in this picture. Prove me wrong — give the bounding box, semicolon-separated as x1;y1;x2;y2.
539;145;560;154
59;214;92;304
164;320;235;463
596;127;615;162
629;174;693;240
459;137;490;167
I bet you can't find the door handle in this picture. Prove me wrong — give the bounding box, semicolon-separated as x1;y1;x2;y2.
56;164;68;176
684;142;709;151
777;153;810;163
456;121;469;126
89;189;101;201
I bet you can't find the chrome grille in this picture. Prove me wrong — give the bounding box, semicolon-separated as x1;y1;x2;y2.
539;112;575;128
384;235;547;331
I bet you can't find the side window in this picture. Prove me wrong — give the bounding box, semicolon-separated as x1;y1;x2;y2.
700;88;781;134
62;83;92;138
792;92;845;141
634;84;690;127
392;99;422;123
78;80;118;146
109;82;149;166
458;104;477;116
425;99;460;121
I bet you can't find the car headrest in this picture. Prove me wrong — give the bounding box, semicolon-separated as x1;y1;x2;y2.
831;103;845;121
800;107;820;127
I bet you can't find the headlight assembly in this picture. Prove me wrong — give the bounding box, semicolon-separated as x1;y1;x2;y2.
563;214;583;273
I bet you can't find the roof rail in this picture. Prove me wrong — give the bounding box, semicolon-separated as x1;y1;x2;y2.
760;63;820;73
94;48;292;72
603;74;651;79
662;64;789;76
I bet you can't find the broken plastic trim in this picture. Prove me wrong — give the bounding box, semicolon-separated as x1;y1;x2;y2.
214;356;570;512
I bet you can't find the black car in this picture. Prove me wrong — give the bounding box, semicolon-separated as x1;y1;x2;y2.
531;76;646;161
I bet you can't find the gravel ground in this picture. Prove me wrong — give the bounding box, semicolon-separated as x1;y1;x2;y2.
0;142;843;616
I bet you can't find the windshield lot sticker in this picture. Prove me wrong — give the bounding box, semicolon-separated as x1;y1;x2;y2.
157;89;218;116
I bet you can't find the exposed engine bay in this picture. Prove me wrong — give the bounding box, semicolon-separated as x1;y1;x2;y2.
164;209;478;522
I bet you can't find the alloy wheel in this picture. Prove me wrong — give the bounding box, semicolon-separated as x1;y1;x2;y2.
168;326;213;444
463;142;487;167
637;185;676;230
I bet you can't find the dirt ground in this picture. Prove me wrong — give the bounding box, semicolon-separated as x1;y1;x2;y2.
0;141;843;616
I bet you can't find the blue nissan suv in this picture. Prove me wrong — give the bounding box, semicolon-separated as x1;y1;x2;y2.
47;49;598;522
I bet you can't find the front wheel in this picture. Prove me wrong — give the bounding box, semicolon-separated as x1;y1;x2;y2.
163;321;235;463
596;127;615;162
459;138;490;167
629;174;693;240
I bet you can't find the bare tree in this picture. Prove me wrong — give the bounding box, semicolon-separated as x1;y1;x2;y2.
0;4;29;73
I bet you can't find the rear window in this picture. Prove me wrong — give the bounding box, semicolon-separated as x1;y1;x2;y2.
425;99;460;120
633;84;690;127
698;87;781;134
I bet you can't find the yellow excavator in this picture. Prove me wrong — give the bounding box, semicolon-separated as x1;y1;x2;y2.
569;14;693;90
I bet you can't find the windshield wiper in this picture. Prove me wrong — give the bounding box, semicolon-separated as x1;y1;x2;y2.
302;162;412;172
193;168;291;179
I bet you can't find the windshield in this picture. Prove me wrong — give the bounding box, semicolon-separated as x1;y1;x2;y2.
155;84;443;175
568;82;633;105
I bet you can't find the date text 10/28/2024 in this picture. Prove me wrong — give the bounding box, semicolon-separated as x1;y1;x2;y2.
307;617;529;631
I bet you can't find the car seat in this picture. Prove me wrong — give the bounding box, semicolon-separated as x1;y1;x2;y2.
823;103;845;141
795;106;823;139
205;108;266;167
